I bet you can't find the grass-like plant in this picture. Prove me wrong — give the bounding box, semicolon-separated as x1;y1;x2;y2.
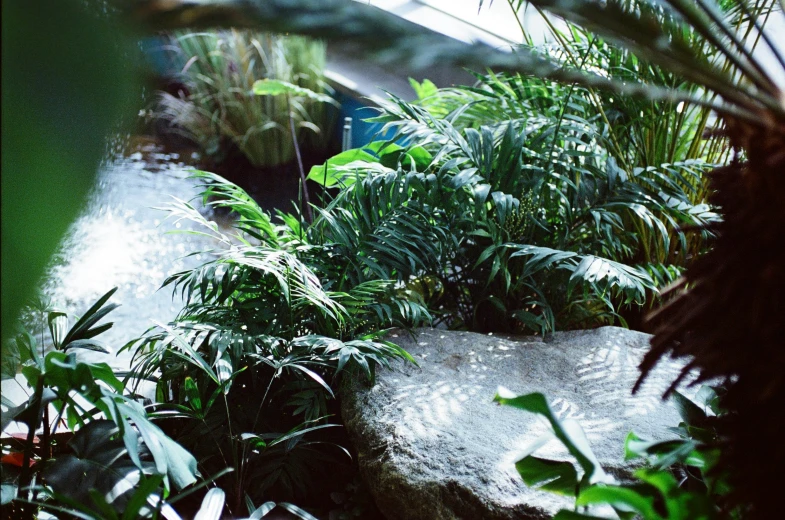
155;29;336;168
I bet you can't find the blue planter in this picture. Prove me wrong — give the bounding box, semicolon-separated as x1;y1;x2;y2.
332;91;395;150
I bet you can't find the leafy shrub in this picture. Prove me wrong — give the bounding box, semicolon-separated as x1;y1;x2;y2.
155;29;336;168
308;73;716;333
1;289;200;519
490;1;784;514
122;172;429;515
405;70;721;268
494;385;737;519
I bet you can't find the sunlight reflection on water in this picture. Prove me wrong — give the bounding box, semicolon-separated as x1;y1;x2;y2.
26;150;227;368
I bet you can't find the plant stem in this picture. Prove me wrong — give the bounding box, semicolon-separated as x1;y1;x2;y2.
288;96;313;223
18;376;45;520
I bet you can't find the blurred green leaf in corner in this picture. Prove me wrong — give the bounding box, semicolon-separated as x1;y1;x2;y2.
1;0;138;343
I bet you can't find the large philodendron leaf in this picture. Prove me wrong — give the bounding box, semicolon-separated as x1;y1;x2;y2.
42;420;149;510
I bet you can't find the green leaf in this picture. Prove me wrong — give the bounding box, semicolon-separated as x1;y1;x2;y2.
268;423;340;447
118;402;198;489
624;432;699;469
515;456;579;495
277;502;319;520
253;79;336;105
48;311;68;350
409;77;439;100
494;390;611;486
61;287;119;347
193;488;226;520
2;386;56;431
307;148;381;187
671;391;707;427
63;338;110;354
184;376;203;416
286;363;335;398
241;433;268;451
43;420;136;510
576;485;661;519
16;331;42;369
121;474;165;520
249;501;277;519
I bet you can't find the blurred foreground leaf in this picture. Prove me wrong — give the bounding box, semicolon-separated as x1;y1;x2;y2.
1;0;137;343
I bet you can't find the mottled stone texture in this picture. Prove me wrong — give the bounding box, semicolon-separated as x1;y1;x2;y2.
341;327;689;520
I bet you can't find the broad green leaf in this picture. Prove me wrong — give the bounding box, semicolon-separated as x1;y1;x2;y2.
576;485;661;519
515;456;579;495
119;402;198;490
253;78;337;105
307;148;380;187
671;391;707;427
624;432;699;469
494;390;611;486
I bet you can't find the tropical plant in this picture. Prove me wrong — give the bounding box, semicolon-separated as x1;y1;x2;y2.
1;288;200;520
494;385;737;519
9;0;779;515
155;29;336;168
492;1;785;516
130;0;782;510
307;76;716;332
405;71;719;271
121;171;428;515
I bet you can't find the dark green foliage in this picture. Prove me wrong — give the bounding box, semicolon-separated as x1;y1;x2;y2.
495;386;736;519
4;0;779;515
123;172;429;514
310;73;715;333
490;2;785;516
1;289;199;520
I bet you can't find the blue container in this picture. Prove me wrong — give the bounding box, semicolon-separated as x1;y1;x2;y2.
332;90;395;150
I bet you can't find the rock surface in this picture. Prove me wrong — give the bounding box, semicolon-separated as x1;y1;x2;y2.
340;327;690;520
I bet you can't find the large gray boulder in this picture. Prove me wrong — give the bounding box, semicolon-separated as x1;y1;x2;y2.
340;327;690;520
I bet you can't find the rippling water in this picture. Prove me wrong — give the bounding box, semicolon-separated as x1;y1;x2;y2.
21;144;229;371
